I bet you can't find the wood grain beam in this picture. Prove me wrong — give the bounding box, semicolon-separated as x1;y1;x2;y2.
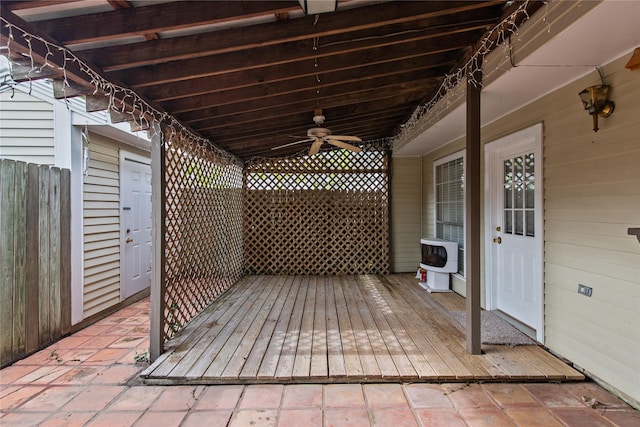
80;2;502;71
34;1;301;45
108;25;485;88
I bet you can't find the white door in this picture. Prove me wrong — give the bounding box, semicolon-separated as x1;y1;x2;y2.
485;124;543;342
121;155;152;300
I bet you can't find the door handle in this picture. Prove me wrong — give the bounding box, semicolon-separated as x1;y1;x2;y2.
493;236;502;244
126;237;133;243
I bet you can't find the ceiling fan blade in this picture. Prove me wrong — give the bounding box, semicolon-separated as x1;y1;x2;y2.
327;135;362;142
271;138;314;150
308;139;323;156
326;138;362;153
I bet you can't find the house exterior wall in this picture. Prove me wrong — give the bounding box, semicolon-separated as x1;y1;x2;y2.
415;54;640;403
390;156;422;272
0;90;55;165
82;132;149;318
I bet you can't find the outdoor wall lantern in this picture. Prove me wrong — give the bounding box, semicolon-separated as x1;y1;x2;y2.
298;0;338;15
578;85;614;132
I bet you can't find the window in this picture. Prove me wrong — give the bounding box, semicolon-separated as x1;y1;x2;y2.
434;153;465;275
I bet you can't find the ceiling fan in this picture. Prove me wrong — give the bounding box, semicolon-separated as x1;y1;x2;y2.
272;109;362;156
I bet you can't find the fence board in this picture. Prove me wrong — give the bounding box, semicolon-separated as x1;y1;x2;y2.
0;160;16;366
38;165;51;343
13;161;27;356
25;163;40;353
0;159;71;367
60;169;72;334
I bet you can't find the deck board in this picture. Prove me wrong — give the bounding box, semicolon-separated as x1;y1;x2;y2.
143;275;585;385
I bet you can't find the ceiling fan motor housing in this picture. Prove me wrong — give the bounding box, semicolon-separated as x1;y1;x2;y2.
307;127;331;137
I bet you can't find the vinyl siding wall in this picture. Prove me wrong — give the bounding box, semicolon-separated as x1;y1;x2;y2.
418;54;639;403
0;90;55;165
390;157;422;272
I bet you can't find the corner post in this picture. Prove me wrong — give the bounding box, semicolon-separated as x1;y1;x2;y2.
465;65;482;354
149;123;165;361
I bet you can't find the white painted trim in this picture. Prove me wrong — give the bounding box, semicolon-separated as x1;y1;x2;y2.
53;102;72;169
119;150;151;302
68;121;85;325
484;122;544;343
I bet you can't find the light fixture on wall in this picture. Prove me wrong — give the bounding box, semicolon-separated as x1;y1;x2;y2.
298;0;337;15
578;84;614;133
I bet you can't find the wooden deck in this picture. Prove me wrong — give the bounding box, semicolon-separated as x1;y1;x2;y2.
142;275;584;385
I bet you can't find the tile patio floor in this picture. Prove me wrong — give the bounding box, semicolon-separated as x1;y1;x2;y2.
1;297;638;426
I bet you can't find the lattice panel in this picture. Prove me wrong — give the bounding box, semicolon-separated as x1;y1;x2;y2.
243;149;390;275
163;135;244;341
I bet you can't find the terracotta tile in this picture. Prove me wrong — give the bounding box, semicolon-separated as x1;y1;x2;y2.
370;408;419;427
239;384;284;409
63;385;125;411
325;409;371;427
110;336;147;349
0;411;50;426
132;411;186;427
229;409;278;427
562;382;631;409
363;383;408;408
85;411;142;427
459;407;516;426
195;385;244;410
0;365;39;385
107;385;164;411
149;385;203;411
74;325;113;336
18;386;84;411
130;325;150;336
40;411;97;427
324;384;366;408
53;336;91;349
524;384;585;408
282;384;323;408
414;408;467;427
57;348;99;364
404;384;453;408
483;383;540;408
13;348;63;365
278;409;323;426
442;384;498;409
101;325;135;336
83;348;131;365
551;408;616;427
95;317;127;326
89;364;141;384
602;409;640;426
16;366;72;384
505;408;565;426
0;385;45;409
80;335;121;349
181;410;233;427
53;366;105;385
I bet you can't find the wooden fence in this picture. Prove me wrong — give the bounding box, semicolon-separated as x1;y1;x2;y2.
0;159;71;367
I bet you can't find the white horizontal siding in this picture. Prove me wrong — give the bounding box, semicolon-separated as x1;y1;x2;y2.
0;89;55;165
82;132;121;318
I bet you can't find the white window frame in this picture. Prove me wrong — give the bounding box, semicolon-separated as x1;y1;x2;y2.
433;150;466;277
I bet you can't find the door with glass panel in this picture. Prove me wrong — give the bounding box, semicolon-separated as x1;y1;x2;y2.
485;124;543;340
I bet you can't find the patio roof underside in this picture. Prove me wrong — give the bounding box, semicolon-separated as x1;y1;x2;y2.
1;0;542;161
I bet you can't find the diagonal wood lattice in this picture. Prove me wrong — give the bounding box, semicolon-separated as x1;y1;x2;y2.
163;133;244;341
243;149;390;275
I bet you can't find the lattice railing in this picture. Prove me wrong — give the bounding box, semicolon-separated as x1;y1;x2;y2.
243;149;390;275
163;134;244;341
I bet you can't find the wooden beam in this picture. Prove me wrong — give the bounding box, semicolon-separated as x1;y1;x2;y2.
149;122;164;361
465;65;482;355
110;28;484;88
51;79;92;99
81;2;501;71
35;1;301;45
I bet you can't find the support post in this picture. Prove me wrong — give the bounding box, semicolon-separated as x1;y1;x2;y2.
149;123;165;361
465;66;482;354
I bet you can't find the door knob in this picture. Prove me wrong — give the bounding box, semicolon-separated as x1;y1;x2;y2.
126;237;133;243
493;236;502;244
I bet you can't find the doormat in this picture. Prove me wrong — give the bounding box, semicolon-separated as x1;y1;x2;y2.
450;311;537;346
